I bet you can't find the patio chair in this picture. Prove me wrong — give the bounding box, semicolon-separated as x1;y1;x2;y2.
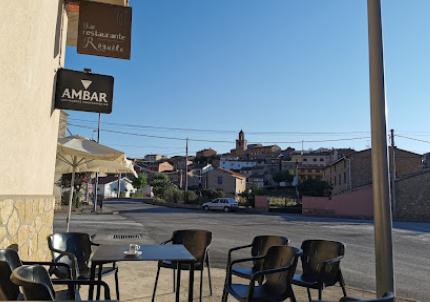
47;232;120;300
292;239;347;302
339;292;394;302
10;264;111;301
0;248;72;301
223;245;302;302
152;229;212;302
227;235;289;281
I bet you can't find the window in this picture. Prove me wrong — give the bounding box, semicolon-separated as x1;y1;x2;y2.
313;158;317;162
303;158;307;161
334;176;337;185
344;172;347;184
320;158;324;161
217;176;223;184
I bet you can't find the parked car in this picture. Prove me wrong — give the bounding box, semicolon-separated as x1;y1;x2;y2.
202;198;239;212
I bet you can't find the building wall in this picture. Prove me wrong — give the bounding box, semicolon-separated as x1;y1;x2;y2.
302;185;373;218
220;159;257;170
0;0;67;260
235;177;246;194
0;196;55;260
323;159;350;195
207;169;244;195
395;171;430;221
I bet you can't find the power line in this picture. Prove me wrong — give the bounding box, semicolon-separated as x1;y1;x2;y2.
68;123;371;144
395;134;430;144
66;117;370;136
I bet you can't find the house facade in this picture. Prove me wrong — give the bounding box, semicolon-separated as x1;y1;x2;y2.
323;147;423;196
206;168;246;196
96;176;136;199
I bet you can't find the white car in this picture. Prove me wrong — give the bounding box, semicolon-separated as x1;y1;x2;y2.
202;198;239;212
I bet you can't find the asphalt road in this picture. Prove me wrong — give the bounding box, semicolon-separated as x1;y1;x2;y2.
99;200;429;301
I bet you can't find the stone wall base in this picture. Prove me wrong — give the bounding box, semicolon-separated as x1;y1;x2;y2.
0;195;54;261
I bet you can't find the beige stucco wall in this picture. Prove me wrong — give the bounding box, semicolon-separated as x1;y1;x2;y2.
0;0;67;195
0;1;67;260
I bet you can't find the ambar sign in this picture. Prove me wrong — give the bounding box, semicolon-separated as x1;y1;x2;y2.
77;1;132;59
55;69;114;114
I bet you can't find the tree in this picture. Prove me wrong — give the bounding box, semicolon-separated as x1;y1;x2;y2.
61;173;89;208
272;170;293;183
151;173;172;198
132;173;148;190
298;179;331;197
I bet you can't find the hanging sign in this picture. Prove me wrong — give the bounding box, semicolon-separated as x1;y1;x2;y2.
77;0;132;59
54;68;114;114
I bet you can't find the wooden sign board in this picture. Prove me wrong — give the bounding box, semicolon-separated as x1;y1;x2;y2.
77;1;132;59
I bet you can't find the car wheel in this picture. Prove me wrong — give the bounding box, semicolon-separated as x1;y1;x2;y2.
223;207;230;212
203;206;209;211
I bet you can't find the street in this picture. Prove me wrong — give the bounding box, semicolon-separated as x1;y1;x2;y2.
57;200;430;301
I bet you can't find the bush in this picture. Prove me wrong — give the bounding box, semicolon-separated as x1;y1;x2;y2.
163;186;183;203
201;189;224;201
151;173;171;198
183;191;198;204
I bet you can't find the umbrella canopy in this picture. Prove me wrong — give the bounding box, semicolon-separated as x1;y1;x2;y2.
56;136;136;231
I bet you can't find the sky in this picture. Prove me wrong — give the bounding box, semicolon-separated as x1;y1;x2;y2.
66;0;430;158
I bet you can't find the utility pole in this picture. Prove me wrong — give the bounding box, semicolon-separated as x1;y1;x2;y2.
93;112;101;211
367;0;395;296
117;173;121;198
185;138;189;192
390;129;396;217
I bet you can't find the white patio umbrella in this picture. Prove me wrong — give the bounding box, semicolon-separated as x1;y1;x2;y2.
56;136;136;231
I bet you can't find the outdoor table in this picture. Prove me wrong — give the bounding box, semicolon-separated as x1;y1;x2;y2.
88;244;196;302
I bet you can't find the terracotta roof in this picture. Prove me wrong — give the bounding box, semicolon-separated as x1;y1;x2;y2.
216;168;246;179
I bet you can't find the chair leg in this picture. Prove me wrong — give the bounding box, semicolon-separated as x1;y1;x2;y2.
318;287;322;300
306;288;312;302
221;287;228;302
152;266;161;302
114;268;120;301
172;268;176;292
206;257;213;296
199;269;204;302
289;285;297;302
339;272;347;297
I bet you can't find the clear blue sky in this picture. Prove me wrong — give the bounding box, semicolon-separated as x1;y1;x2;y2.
66;0;430;158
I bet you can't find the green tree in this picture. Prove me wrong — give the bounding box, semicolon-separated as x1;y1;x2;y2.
151;173;171;198
298;179;331;197
132;173;148;190
272;170;293;183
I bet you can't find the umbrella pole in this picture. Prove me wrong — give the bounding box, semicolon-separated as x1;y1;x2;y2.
66;159;77;232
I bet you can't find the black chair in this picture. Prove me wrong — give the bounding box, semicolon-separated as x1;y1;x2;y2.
226;235;289;282
10;264;111;301
152;229;212;302
223;245;302;302
292;240;347;301
47;232;120;300
339;292;394;302
0;248;72;301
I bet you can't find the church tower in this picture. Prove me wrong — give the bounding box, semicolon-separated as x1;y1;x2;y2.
236;130;247;154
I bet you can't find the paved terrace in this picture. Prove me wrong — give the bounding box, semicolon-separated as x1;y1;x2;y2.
54;201;428;301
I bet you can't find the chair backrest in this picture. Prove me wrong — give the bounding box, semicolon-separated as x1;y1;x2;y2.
10;265;55;301
301;239;345;285
262;246;301;299
0;248;23;300
171;230;212;263
251;235;289;271
48;232;92;278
